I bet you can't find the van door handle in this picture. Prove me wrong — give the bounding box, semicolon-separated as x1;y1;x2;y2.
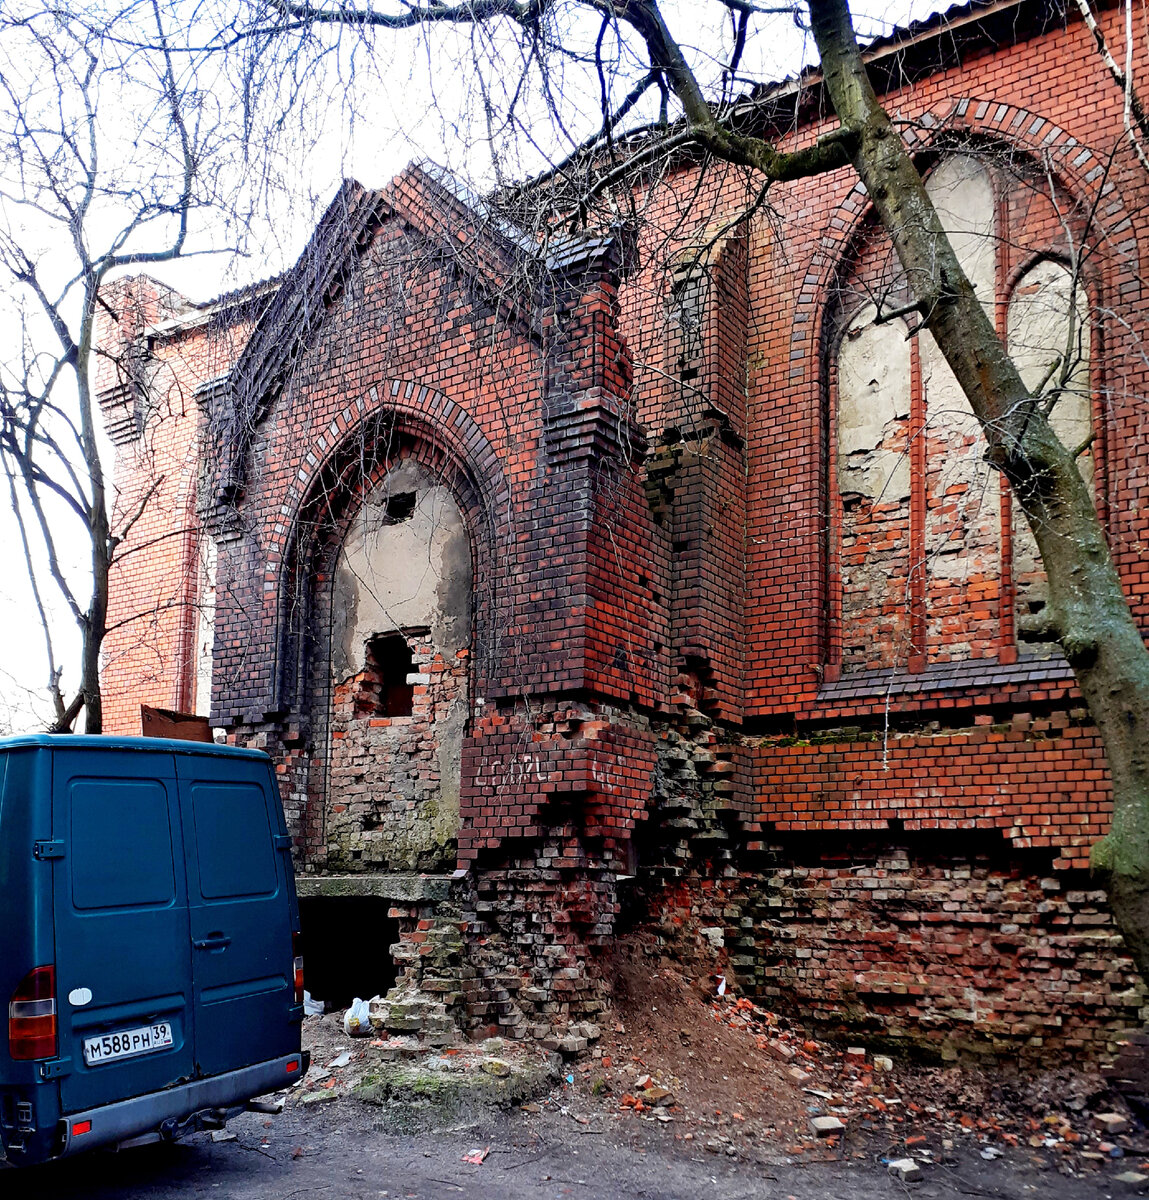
193;935;231;952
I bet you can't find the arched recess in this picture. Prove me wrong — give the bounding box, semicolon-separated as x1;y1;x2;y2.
272;379;511;871
819;123;1116;675
808;98;1141;369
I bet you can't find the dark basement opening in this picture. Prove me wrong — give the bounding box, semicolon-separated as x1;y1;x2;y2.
298;897;399;1010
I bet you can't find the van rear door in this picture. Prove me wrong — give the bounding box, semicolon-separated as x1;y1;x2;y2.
175;753;297;1079
51;749;197;1114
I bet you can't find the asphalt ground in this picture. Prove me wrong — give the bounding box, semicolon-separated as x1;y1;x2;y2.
1;1093;1132;1200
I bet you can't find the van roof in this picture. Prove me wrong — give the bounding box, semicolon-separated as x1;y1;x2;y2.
0;734;270;761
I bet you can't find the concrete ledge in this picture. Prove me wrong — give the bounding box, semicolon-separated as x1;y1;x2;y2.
295;874;453;903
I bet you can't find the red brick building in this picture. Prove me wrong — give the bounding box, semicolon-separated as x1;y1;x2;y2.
97;0;1149;1060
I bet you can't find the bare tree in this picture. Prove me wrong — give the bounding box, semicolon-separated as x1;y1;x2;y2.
0;0;323;732
240;0;1149;979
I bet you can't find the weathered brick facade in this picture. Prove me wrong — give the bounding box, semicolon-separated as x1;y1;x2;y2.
98;0;1149;1060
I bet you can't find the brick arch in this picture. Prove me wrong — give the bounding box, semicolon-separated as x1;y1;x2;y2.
799;97;1142;668
800;95;1144;385
270;377;512;712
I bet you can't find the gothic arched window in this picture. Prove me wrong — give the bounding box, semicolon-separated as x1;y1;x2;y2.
831;153;1095;676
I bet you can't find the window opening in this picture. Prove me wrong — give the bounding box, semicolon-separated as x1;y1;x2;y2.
831;154;1093;673
385;491;416;523
357;632;415;718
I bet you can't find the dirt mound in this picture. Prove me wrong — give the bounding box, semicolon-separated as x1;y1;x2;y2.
586;960;819;1159
570;958;1140;1179
298;966;1145;1183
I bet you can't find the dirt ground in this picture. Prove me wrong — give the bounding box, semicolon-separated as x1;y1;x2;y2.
6;965;1145;1197
578;961;1136;1178
6;971;1146;1199
290;963;1149;1195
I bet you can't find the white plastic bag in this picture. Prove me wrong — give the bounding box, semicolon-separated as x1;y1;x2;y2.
303;989;323;1017
344;997;371;1037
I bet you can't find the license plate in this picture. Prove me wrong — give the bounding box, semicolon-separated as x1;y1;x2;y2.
83;1022;173;1066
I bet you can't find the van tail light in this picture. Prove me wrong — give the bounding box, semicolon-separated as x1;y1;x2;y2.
10;966;57;1061
292;933;304;1006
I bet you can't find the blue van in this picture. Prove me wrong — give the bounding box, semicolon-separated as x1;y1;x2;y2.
0;736;307;1164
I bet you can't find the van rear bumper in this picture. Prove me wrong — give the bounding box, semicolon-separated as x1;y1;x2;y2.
56;1051;309;1158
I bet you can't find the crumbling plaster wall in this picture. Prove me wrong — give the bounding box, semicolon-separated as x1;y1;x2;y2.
837;310;913;670
833;152;1097;673
921;157;1003;664
1007;258;1094;649
326;459;472;872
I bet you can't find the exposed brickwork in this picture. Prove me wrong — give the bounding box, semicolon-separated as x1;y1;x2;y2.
96;277;264;732
380;845;613;1042
98;6;1149;1060
750;32;1149;714
327;633;469;872
460;702;658;867
750;715;1111;870
632;838;1145;1063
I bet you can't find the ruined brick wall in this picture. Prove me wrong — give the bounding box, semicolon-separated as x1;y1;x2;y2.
613;6;1149;1057
623;224;749;725
460;701;658;867
829;153;1099;674
380;842;613;1044
749;715;1110;869
738;8;1149;716
629;837;1144;1063
327;631;469;871
97;7;1149;1060
317;457;473;872
191;171;671;898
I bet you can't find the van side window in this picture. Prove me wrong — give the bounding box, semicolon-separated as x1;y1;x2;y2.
71;779;176;909
190;784;277;899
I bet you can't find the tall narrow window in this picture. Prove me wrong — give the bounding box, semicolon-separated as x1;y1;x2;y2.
921;157;1001;665
837;309;912;671
1007;259;1093;653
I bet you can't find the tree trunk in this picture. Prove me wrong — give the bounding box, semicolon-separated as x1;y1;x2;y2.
807;0;1149;977
76;290;109;736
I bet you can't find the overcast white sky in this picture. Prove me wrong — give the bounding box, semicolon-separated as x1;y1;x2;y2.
0;0;951;732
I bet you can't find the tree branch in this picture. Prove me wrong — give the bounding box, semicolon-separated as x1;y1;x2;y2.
1074;0;1149;171
105;0;193;271
109;474;166;556
270;0;550;29
3;460;67;725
